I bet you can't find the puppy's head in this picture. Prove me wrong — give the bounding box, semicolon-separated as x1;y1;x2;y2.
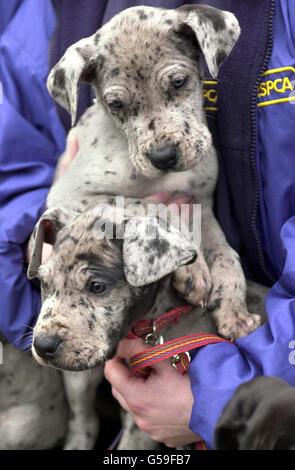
28;204;197;371
47;5;240;178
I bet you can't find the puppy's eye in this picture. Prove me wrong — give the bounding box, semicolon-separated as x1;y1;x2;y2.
90;281;108;295
109;100;124;111
172;77;187;89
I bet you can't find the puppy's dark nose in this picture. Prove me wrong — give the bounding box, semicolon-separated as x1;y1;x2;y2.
149;145;178;170
34;335;61;359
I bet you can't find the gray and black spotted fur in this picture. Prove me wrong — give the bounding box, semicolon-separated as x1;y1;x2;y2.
28;200;269;450
28;201;199;370
46;4;260;339
22;5;268;450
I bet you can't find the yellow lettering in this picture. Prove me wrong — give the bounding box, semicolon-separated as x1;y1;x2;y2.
273;78;283;92
282;76;293;92
258;82;266;97
207;89;217;103
203;88;218;103
257;67;295;105
266;80;274;95
258;76;294;98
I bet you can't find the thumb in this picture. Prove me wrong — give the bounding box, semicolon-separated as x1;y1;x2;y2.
116;337;149;359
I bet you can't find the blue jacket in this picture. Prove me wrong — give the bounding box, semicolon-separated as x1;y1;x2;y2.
190;0;295;448
0;0;66;349
1;0;295;449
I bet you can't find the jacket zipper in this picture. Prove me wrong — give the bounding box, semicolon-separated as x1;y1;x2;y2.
250;0;276;285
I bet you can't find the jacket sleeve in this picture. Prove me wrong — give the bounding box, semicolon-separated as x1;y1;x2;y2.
188;215;295;449
0;0;66;348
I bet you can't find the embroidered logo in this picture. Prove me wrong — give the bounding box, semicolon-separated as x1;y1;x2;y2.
257;66;295;107
203;79;218;111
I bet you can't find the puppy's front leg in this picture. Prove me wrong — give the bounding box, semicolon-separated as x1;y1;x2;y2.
173;248;212;306
62;367;103;450
201;203;261;339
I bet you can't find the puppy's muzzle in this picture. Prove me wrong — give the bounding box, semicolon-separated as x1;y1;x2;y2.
148;145;178;170
34;335;61;360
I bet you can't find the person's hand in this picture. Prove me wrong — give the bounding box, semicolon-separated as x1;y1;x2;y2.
104;338;202;447
26;134;79;264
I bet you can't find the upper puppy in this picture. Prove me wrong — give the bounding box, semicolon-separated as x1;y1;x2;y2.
47;5;240;178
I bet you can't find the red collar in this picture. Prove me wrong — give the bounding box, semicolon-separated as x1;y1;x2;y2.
126;305;193;340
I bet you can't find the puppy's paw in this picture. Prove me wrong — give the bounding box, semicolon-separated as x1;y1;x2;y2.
173;255;212;306
63;415;99;450
213;306;261;340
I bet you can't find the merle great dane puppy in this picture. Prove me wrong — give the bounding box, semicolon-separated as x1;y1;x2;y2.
46;4;261;339
27;198;268;450
24;4;266;450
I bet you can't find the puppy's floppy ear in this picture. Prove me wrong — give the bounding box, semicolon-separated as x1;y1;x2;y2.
27;207;74;279
123;216;197;286
47;32;103;126
176;5;240;78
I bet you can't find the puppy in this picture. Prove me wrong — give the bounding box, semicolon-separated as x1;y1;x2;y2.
46;4;261;339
